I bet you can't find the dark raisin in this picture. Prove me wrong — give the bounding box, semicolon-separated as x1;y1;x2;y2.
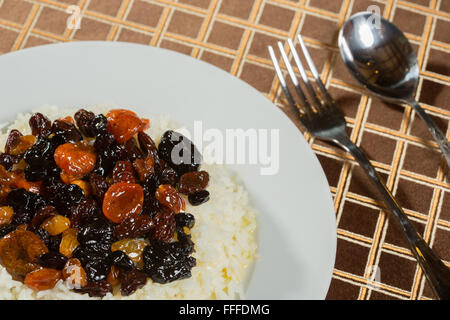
29;113;52;139
0;153;19;171
50;184;84;214
109;250;134;271
74;109;96;137
138;132;159;160
188;190;210;206
150;208;175;243
23;138;60;181
70;199;101;228
159;167;179;186
178;171;209;195
91;114;108;134
47;234;62;252
94;132;114;152
30;205;58;231
75;280;112;297
51;120;82;145
120;268;147;296
114;213;153;240
35;227;50;244
37;251;68;270
175;213;195;230
0;224;17;239
158;130;201;176
112;161;136;184
88;173;108;202
143;234;196;284
5;129;22;154
77;220;115;254
7;189;47;224
84;258;111;282
124;138;143;162
94;143;127;177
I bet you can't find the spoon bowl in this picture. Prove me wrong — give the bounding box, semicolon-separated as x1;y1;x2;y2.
339;11;450;167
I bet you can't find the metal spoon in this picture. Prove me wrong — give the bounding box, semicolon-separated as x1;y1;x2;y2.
338;12;450;169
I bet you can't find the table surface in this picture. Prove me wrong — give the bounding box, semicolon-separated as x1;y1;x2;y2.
0;0;449;300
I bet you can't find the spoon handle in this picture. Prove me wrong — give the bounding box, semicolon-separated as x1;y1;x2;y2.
409;101;450;169
337;134;450;300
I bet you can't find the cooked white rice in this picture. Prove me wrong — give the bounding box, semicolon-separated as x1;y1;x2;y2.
0;105;257;300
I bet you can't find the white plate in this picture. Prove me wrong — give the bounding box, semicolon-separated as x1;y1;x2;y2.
0;42;336;299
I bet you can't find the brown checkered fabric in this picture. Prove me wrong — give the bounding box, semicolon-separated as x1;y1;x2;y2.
0;0;449;300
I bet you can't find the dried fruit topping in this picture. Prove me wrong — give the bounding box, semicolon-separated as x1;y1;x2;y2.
59;228;79;257
31;205;58;231
159;167;179;186
106;265;120;287
70;200;101;229
41;215;71;236
178;171;209;195
51;119;82;145
175;213;195;230
143;234;196;284
137;132;159;160
0;230;48;279
158;130;201;176
109;250;134;271
0;153;19;171
120;268;147;296
7;189;47;225
106;109;149;143
124;138;143;162
0;206;14;226
29;113;52;139
133;157;155;182
37;251;68;270
13;171;43;194
49;184;85;214
75;280;112;297
75;110;108;138
113;161;137;184
150;209;176;243
5;130;23;154
77;220;115;254
102;183;144;223
114;212;153;240
155;184;185;213
0;224;16;239
84;258;111;282
188;190;210;206
70;180;91;197
89;173;109;202
54;142;96;179
111;239;147;268
62;258;87;289
24;268;62;291
9;135;37;156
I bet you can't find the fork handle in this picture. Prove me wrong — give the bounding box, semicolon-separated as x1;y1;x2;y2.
336;134;450;300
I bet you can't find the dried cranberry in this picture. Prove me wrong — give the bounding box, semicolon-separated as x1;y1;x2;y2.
29;113;52;139
120;268;147;296
5;130;22;154
188;190;210;206
37;251;68;270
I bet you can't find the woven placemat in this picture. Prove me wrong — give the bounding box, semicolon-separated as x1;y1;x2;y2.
0;0;449;300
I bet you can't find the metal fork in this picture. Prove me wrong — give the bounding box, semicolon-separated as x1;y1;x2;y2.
269;35;450;300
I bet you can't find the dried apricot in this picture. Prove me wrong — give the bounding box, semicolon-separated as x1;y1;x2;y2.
41;215;71;236
24;267;62;291
178;171;209;195
9;135;36;156
54;142;96;178
155;184;185;213
0;206;13;226
59;228;79;257
0;230;48;279
133;156;155;181
103;183;144;223
111;239;147;268
106;109;149;143
62;258;87;289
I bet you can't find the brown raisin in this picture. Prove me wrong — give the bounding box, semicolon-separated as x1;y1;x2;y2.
112;161;137;184
178;171;209;195
155;184;185;213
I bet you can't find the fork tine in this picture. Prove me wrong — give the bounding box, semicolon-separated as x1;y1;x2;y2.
287;38;322;110
276;42;314;116
297;34;334;106
268;46;302;119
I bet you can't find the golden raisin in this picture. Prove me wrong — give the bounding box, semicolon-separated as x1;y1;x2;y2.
62;258;87;289
54;142;97;179
133;156;155;181
24;268;62;291
9;135;36;156
102;183;144;223
0;206;13;226
0;230;48;279
155;184;185;213
106;109;150;143
111;239;147;268
13;171;43;194
106;265;120;287
41;215;71;236
59;228;79;257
